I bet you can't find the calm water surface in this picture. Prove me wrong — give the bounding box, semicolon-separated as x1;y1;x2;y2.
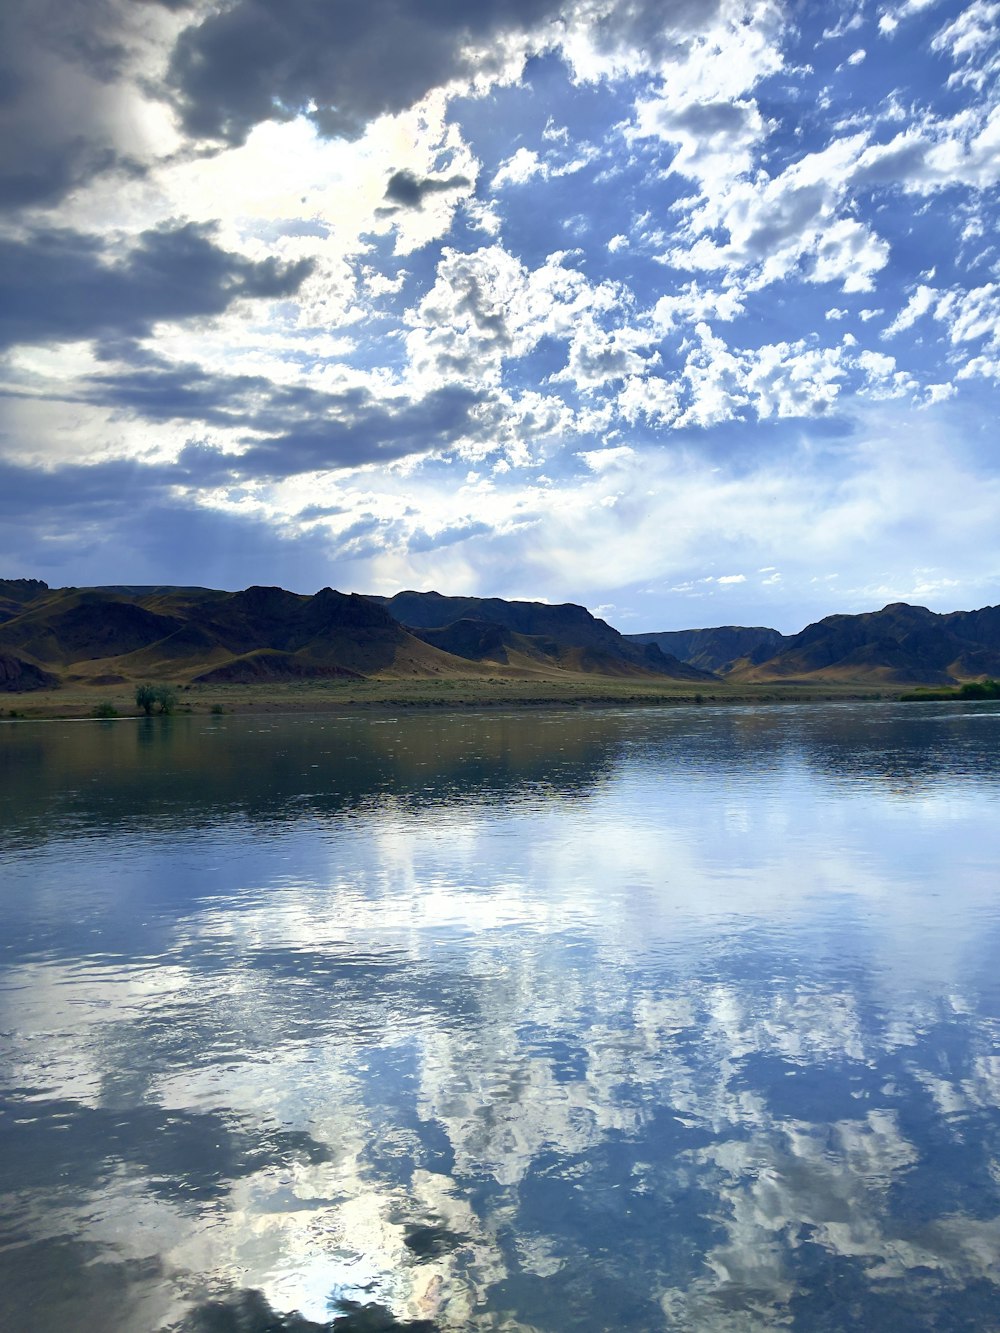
2;702;1000;1331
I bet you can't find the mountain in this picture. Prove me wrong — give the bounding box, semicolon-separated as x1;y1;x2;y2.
368;591;714;681
626;626;787;675
0;582;710;691
6;581;999;693
0;577;50;625
0;584;473;690
729;602;1000;684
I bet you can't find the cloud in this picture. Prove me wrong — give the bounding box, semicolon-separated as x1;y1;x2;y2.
162;0;566;146
663;134;892;293
0;223;313;351
492;147;547;188
668;326;855;428
405;243;622;390
883;283;938;337
0;455;342;588
383;168;472;209
219;384;489;478
82;359;490;476
0;0;172;212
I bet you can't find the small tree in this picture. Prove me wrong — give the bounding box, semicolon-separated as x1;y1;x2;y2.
136;683;177;715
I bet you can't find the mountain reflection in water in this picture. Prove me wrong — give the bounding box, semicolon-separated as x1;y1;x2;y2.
1;703;999;1331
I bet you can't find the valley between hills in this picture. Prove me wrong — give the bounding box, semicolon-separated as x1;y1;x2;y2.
2;578;999;717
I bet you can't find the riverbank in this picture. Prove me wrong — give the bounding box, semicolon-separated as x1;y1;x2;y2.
2;675;895;720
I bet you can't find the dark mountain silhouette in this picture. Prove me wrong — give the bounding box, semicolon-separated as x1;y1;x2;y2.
0;581;708;690
3;580;999;692
369;591;713;680
0;584;467;688
627;626;788;675
729;602;1000;684
0;577;50;625
0;650;58;691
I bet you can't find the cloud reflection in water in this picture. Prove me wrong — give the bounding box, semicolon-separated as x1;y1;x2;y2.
1;704;1000;1330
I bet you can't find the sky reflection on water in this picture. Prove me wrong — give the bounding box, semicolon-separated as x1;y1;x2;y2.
1;703;1000;1331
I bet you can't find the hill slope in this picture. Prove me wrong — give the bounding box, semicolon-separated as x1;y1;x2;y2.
729;602;1000;684
627;626;787;675
0;584;478;690
0;582;711;692
369;591;714;681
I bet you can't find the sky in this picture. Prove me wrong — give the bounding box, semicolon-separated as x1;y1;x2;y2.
1;0;999;633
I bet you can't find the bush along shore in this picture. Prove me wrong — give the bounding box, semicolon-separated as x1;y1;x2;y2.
1;676;897;722
900;679;1000;702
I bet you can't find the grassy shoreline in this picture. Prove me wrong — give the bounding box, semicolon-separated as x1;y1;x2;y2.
2;676;896;721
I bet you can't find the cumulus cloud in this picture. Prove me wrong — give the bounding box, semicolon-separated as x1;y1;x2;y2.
883;283;939;336
663;134;892;293
162;0;567;145
405;243;622;390
0;223;313;351
383;167;472;209
0;0;181;211
3;0;1000;625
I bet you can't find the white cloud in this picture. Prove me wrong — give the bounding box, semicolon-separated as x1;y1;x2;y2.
405;244;622;391
922;382;957;405
492;146;546;188
553;316;655;390
823;10;865;40
631;96;770;194
855;349;917;399
664;133;891;293
937;283;1000;348
884;284;939;336
578;444;635;472
673;326;852;426
616;374;682;426
879;0;943;35
649;283;746;332
932;0;1000;90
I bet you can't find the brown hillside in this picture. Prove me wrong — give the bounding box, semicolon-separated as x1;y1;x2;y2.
729;602;1000;684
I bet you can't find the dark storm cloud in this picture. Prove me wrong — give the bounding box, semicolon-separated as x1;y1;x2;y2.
173;382;486;479
164;0;568;145
88;359;275;427
0;0;142;211
0;455;336;589
0;138;139;215
238;383;484;476
580;0;735;68
0;223;313;350
60;355;488;476
0;0;735;212
384;169;471;209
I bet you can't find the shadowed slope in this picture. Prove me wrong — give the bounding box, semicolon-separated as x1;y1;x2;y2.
0;584;480;687
370;591;714;681
730;603;1000;684
627;626;787;675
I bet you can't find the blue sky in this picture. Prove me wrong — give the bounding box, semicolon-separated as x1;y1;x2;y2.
1;0;998;632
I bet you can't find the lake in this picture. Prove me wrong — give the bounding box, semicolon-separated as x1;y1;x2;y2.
2;702;1000;1331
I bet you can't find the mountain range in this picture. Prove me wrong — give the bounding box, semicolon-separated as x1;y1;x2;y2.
0;580;707;692
1;579;998;692
629;602;1000;685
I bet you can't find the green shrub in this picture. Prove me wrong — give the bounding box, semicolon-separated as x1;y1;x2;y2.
91;702;119;718
959;679;1000;700
135;683;178;716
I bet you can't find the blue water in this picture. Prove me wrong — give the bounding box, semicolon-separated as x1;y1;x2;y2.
1;703;999;1331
